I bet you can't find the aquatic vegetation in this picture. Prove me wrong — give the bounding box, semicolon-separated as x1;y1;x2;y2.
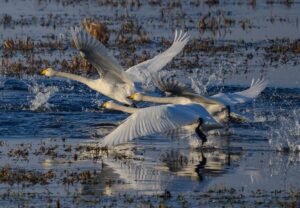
3;38;34;51
0;164;55;185
1;14;12;26
82;19;110;45
0;0;299;207
265;39;300;54
184;38;235;53
204;0;219;6
198;13;235;34
116;20;150;45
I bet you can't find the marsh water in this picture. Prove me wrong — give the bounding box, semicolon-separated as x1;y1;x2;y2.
0;0;300;207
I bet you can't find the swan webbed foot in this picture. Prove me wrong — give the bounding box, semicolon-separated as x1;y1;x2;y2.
195;118;207;145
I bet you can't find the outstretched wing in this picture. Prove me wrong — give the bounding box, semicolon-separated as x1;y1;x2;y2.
151;74;221;105
101;104;216;146
126;30;189;82
211;78;268;106
71;26;133;84
150;73;193;95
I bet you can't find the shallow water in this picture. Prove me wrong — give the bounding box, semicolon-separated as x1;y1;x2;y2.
0;76;299;206
0;0;300;207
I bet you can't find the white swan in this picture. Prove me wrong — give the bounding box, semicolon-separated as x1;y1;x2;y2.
41;27;189;105
130;78;268;123
100;101;223;146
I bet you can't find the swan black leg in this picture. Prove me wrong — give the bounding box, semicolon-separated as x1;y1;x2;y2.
195;118;207;145
226;105;231;120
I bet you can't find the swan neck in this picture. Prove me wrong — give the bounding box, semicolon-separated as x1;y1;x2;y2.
190;93;224;106
110;103;137;114
55;71;91;85
142;95;181;104
204;97;223;106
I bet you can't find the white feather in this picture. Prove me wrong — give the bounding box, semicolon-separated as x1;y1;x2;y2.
211;78;268;106
126;29;189;82
43;27;189;105
71;26;133;84
102;103;220;146
129;78;268;123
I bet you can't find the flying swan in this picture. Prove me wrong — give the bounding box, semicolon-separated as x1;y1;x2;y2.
129;78;268;123
100;101;223;146
41;27;189;105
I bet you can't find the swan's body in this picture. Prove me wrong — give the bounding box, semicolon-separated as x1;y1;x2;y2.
130;78;268;123
101;101;223;146
130;92;230;122
41;28;189;104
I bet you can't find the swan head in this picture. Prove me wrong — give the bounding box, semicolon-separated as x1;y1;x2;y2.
101;101;114;109
129;93;144;101
41;68;56;77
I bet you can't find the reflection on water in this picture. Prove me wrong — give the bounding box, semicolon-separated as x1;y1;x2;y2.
0;0;300;205
0;79;300;195
0;76;299;206
77;144;236;195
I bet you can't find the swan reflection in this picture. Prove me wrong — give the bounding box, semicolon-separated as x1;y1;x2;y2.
77;140;241;195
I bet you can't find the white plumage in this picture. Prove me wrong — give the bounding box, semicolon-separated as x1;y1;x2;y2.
210;78;268;106
101;102;222;146
42;27;189;104
130;78;268;122
71;26;134;84
126;30;189;82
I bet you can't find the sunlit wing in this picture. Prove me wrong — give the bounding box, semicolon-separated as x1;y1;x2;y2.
126;30;189;82
211;78;268;106
150;73;193;95
150;74;220;105
71;26;133;84
101;104;217;146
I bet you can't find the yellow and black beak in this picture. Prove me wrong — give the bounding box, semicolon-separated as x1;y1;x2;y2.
41;69;47;75
101;102;108;108
129;93;136;100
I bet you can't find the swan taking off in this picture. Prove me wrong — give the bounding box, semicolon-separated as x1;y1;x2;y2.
41;27;189;105
100;101;223;146
129;78;268;123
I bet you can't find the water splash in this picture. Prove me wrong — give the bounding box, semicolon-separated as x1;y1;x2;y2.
29;84;59;111
268;108;300;152
189;67;223;95
189;58;242;95
142;70;175;92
